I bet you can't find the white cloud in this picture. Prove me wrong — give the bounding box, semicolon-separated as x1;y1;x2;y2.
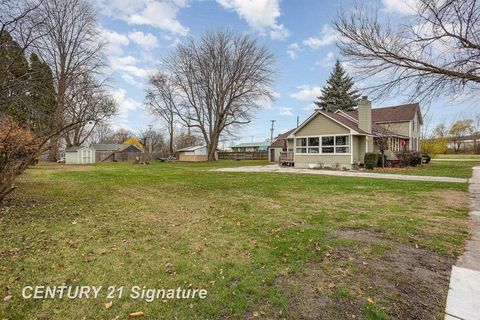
290;85;322;102
302;103;317;112
315;51;336;68
382;0;418;15
108;55;150;80
97;0;189;35
122;74;145;89
303;25;337;49
217;0;289;40
111;88;142;118
129;1;189;35
100;28;130;56
278;106;293;116
286;42;300;60
128;31;159;50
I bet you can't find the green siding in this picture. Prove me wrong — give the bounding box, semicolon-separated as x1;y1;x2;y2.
296;113;349;136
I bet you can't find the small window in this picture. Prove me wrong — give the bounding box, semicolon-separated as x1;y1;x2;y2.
308;147;319;153
296;147;307;154
296;138;307;147
322;147;334;153
308;137;319;146
336;147;349;153
322;136;334;146
335;136;349;146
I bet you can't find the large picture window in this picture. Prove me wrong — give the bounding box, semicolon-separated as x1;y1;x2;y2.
296;135;350;154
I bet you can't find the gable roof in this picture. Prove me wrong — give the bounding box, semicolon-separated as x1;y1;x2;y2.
291;110;371;136
270;129;296;148
177;145;206;152
336;110;408;138
232;141;271;148
346;103;422;124
116;144;142;152
65;146;92;152
91;143;124;151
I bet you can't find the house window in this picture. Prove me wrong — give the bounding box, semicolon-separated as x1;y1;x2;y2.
296;135;350;154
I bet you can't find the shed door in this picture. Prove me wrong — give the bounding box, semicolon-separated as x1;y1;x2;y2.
270;148;275;162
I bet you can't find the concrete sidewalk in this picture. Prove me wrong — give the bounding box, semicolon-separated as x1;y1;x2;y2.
445;167;480;320
432;159;480;162
212;165;468;183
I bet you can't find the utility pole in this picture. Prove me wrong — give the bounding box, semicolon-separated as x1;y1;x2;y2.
270;120;276;143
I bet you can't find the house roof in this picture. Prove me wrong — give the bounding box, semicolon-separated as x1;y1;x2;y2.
177;145;206;152
116;144;141;152
232;141;271;148
90;143;124;151
337;110;409;138
270;129;296;148
346;103;422;124
292;102;419;139
65;146;91;152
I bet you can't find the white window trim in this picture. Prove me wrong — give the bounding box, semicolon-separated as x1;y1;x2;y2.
294;134;352;156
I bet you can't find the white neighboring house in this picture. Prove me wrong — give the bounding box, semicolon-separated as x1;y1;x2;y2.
65;146;96;164
177;145;217;162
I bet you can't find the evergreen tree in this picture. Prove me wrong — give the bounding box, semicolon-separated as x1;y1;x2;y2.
315;60;360;112
29;52;57;135
0;31;30;121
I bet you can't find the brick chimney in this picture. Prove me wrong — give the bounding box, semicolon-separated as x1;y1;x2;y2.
358;96;372;134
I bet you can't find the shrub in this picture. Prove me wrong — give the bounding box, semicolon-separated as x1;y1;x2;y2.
364;152;378;169
0;116;41;202
395;151;422;167
377;153;387;167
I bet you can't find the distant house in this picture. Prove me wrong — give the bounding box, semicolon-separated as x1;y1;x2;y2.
278;97;423;168
177;145;216;162
231;141;270;152
268;129;295;162
91;143;142;162
65;146;96;164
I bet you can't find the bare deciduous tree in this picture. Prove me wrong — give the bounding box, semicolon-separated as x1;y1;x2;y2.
63;75;116;147
33;0;105;161
138;128;164;160
160;29;276;161
146;73;177;156
334;0;480;103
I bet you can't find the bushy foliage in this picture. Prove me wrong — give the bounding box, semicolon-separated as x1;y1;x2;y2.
123;137;143;149
421;138;448;155
395;151;422;167
0;116;41;202
364;152;378;169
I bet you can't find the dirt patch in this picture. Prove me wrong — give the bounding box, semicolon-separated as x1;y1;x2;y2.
275;229;454;319
28;164;92;172
419;190;468;212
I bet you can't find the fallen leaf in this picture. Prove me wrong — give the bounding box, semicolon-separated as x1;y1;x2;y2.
328;283;335;289
252;311;259;317
129;311;144;318
105;301;113;309
367;297;374;303
3;295;12;302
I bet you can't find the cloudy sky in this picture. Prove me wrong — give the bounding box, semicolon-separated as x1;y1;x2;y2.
95;0;479;145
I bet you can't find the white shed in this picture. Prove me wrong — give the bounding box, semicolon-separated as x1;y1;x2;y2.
65;146;96;164
177;145;216;162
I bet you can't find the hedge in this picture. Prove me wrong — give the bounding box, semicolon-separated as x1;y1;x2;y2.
364;152;379;169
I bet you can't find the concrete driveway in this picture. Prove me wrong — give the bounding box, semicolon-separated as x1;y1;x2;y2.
212;164;468;183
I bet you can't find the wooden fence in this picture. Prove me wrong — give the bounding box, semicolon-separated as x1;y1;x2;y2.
218;151;268;160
